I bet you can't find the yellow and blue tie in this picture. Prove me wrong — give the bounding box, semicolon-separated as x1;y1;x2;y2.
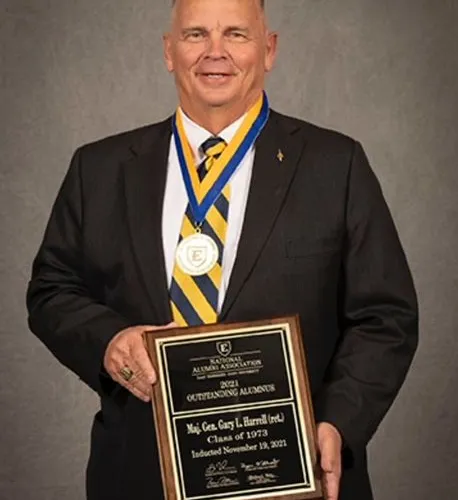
170;137;229;326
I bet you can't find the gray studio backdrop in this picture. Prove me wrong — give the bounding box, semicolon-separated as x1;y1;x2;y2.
1;0;457;499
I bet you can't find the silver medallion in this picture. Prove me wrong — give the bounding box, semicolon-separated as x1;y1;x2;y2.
176;233;219;276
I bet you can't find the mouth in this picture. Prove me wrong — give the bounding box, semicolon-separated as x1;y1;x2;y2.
201;73;229;78
196;72;235;84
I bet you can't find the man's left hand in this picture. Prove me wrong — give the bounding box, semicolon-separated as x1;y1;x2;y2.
317;422;342;500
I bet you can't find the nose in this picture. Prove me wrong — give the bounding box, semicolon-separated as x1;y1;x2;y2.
206;32;226;59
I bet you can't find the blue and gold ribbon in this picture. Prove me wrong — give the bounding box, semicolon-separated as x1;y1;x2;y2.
172;92;270;226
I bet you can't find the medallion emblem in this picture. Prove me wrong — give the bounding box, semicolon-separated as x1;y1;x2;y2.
176;233;219;276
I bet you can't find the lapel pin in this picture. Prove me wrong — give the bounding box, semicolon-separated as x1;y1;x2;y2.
277;149;285;163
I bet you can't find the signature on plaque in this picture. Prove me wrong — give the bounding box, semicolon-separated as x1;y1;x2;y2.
205;460;237;477
247;473;278;485
206;476;240;489
241;458;280;472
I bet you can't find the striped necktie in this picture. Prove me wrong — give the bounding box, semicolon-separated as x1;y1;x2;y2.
170;136;229;327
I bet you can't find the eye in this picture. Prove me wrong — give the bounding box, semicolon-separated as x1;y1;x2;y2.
226;30;248;41
184;30;206;42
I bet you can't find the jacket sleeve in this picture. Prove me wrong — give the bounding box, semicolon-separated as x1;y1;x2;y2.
314;141;419;453
26;148;133;394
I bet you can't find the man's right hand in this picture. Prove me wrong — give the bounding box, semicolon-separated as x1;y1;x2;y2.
103;323;177;402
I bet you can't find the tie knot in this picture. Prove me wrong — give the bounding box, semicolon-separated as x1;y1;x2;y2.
200;136;226;159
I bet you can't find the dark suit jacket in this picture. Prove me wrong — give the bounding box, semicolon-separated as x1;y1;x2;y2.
27;110;418;500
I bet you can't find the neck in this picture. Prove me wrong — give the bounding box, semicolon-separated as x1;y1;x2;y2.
179;92;263;135
185;108;241;135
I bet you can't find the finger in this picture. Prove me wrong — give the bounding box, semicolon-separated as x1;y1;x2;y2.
111;371;151;402
123;382;151;403
125;370;153;396
319;430;341;472
319;437;341;500
107;353;152;398
321;444;339;473
130;342;157;384
113;355;153;395
323;470;340;500
141;323;178;350
142;322;178;332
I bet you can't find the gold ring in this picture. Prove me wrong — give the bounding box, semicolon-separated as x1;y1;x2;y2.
119;366;134;382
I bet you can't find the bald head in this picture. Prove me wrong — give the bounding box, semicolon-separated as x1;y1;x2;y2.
164;0;277;133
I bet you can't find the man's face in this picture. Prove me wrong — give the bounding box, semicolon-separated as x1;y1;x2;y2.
164;0;277;114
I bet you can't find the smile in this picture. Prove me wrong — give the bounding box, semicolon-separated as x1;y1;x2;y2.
197;73;234;84
204;74;227;79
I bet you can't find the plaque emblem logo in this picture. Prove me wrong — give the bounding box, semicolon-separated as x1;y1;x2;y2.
216;341;232;357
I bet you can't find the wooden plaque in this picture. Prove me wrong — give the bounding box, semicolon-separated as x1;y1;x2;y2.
144;316;323;500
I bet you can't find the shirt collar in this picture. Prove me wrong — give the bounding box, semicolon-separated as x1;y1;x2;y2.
178;108;247;163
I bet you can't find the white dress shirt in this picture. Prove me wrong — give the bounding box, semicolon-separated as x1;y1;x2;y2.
162;108;255;312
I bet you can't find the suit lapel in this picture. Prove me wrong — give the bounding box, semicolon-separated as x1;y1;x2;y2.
123;118;173;323
220;112;307;319
121;111;307;323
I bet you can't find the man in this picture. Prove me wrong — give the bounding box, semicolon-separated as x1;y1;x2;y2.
26;0;418;499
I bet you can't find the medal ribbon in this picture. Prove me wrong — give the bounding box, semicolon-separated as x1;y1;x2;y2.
173;91;270;226
170;138;229;327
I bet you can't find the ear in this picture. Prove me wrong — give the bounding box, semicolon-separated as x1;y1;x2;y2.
163;33;174;73
264;31;278;72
